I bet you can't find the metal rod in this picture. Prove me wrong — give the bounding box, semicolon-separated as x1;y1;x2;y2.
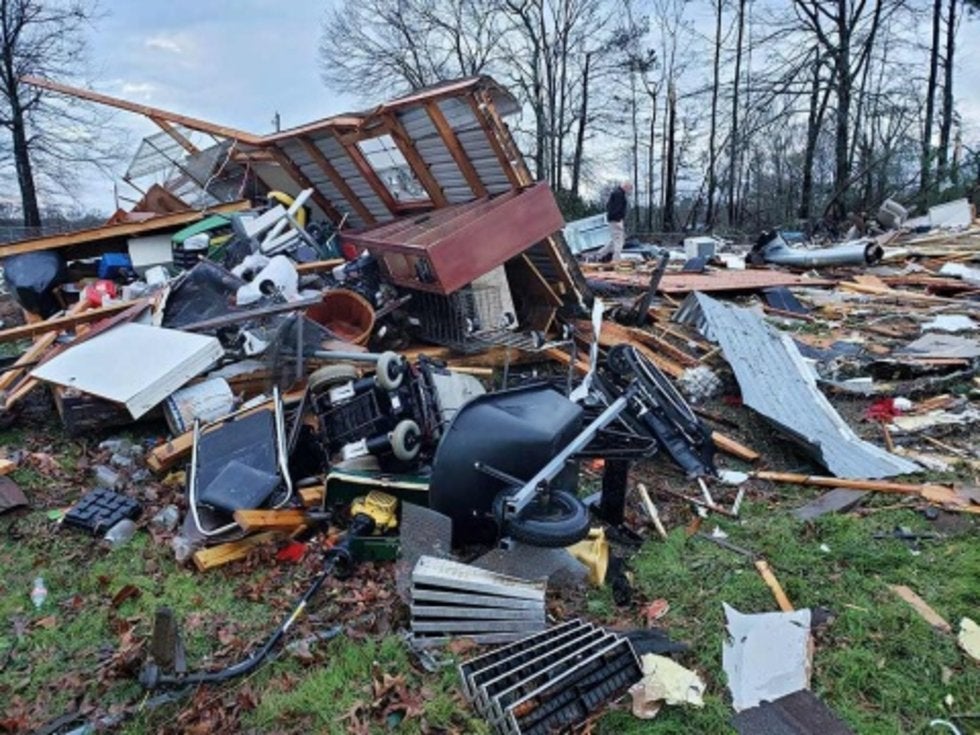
505;392;631;517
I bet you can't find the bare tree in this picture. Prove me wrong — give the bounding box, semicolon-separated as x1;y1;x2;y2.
936;0;958;182
726;0;746;226
704;0;725;228
921;0;942;195
0;0;116;227
319;0;504;97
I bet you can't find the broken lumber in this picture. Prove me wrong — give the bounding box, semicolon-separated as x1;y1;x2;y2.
752;471;936;495
300;486;324;507
888;585;952;633
0;300;140;344
712;432;760;462
192;532;280;572
754;560;794;612
0;459;16;476
233;508;309;533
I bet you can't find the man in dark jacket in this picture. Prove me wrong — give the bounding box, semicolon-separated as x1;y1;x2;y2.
594;181;631;260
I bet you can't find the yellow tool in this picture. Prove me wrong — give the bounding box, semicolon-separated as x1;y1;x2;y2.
350;491;399;533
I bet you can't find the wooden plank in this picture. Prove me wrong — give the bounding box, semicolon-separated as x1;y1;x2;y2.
295;258;345;275
0;201;250;258
382;114;448;206
192;532;280;572
626;327;700;367
266;146;344;224
332;131;399;215
296;136;376;225
888;585;952;633
754;560;794;612
150;116;199;155
234;508;309;533
22;75;264;144
0;300;139;344
300;486;324;508
0;459;16;475
424;100;488;198
711;432;760;462
0;331;59;391
466;96;522;189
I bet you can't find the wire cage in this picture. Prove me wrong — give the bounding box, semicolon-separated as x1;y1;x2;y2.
405;284;511;354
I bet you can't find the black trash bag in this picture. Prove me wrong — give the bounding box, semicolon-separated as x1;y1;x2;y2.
2;252;67;317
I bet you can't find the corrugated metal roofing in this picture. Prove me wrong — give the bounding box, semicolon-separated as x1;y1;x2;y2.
675;292;920;479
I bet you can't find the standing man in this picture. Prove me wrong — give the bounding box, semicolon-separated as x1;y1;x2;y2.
594;181;632;261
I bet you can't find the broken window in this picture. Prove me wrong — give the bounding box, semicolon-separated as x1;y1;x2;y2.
356;134;429;203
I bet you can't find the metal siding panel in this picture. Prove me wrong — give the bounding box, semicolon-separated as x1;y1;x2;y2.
674;293;920;479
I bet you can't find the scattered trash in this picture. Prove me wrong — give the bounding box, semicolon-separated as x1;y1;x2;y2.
722;603;812;712
731;689;855;734
628;653;704;719
63;489;142;536
30;576;47;609
956;617;979;662
104;518;138;548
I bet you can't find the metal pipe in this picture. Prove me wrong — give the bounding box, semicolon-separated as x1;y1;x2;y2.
505;392;631;517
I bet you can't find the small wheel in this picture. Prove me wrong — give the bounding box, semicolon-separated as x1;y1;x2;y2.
375;351;405;391
389;420;421;462
493;488;590;548
606;344;633;377
308;363;358;394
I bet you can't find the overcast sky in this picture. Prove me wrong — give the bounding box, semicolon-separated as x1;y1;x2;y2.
74;0;980;214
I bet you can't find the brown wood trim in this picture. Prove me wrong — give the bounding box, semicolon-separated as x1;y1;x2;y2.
466;96;521;189
477;89;533;186
331;130;399;215
150;117;199;155
296;136;376;225
266;146;344;224
424;100;488;198
382;113;448;207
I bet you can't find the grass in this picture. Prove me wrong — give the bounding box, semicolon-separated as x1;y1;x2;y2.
1;419;977;733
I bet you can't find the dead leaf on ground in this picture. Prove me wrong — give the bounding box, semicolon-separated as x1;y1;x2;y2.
110;584;141;609
34;615;57;630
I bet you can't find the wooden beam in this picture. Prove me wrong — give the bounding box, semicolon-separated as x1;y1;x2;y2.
150;117;199;155
476;89;533;185
22;75;264;144
382;114;448;207
711;432;760;462
234;508;309;533
0;200;250;258
192;532;280;572
266;146;344;224
0;300;140;345
466;96;521;189
424;101;488;198
332;131;399;215
295;136;376;225
0;331;59;391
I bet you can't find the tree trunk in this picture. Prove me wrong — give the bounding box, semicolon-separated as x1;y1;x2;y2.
831;0;852;222
799;54;827;224
921;0;942;195
570;52;590;198
11;98;41;228
937;0;957;181
705;0;723;228
646;90;657;232
727;0;746;227
662;83;677;231
630;68;640;231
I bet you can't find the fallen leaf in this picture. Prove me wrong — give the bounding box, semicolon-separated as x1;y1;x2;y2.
110;584;141;609
34;615;57;630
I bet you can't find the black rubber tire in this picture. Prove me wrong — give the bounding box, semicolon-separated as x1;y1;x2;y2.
493;488;590;548
308;364;358;394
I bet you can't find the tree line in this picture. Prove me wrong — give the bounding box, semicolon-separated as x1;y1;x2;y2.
322;0;980;236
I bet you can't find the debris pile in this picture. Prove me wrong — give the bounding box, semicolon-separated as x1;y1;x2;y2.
0;74;977;733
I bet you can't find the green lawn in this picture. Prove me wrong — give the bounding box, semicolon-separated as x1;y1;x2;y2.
0;421;977;733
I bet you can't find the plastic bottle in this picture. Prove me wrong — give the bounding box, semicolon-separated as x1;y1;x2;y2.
171;534;193;564
151;505;180;533
30;577;47;609
103;519;137;548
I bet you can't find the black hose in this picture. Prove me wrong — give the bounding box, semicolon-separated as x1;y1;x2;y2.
141;559;337;689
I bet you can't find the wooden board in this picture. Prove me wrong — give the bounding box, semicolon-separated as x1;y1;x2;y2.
888;584;952;633
192;532;280;572
234;508;309;533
